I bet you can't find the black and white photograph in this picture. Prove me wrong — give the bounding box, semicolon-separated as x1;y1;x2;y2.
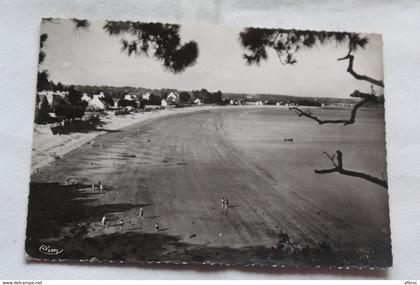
25;18;391;269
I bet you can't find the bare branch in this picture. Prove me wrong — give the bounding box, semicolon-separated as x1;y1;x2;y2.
322;151;337;167
337;54;384;87
289;90;377;125
381;171;386;181
315;150;388;188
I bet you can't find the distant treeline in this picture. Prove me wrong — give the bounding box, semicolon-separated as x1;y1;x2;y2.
46;83;383;107
226;93;349;105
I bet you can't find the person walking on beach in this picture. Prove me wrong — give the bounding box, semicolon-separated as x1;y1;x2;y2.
101;215;106;226
155;223;160;232
98;181;103;192
220;198;225;209
138;208;144;219
118;219;124;231
91;182;95;191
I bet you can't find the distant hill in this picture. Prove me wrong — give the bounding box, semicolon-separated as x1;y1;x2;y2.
222;92;358;106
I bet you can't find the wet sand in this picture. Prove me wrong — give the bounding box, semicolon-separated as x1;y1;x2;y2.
27;106;391;266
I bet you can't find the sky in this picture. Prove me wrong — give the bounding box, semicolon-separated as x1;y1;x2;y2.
40;19;384;98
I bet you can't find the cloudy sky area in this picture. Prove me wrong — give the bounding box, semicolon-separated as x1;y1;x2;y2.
41;19;383;98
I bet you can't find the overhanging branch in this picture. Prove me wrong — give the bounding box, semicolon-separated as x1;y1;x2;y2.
315;150;388;188
289;90;377;125
337;54;384;87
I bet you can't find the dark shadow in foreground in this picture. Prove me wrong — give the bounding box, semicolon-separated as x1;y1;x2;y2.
26;182;149;240
25;182;392;269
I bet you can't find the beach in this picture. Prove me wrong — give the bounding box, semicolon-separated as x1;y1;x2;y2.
30;105;229;172
27;106;391;266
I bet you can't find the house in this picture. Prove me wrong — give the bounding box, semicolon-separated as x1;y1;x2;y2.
166;92;179;105
112;98;119;108
81;93;91;103
35;93;50;109
193;98;202;105
87;94;105;111
124;94;136;101
34;93;51;123
142;93;151;101
55;90;69;97
93;92;105;99
37;90;66;111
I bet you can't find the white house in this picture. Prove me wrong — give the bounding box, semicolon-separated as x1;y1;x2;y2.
38;90;66;106
55;90;69;97
193;98;202;105
142;93;151;101
124;94;136;101
37;90;67;111
81;93;91;103
166;92;179;105
91;92;105;99
112;98;119;108
87;94;105;111
38;91;54;106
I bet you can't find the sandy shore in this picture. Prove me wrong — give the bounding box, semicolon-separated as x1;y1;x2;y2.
30;105;237;173
27;106;390;267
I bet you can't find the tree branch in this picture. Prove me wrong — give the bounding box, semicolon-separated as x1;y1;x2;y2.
322;151;337;167
289;90;377;125
337;54;384;87
315;150;388;188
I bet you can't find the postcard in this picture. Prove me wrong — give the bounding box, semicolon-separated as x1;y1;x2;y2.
26;18;391;269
